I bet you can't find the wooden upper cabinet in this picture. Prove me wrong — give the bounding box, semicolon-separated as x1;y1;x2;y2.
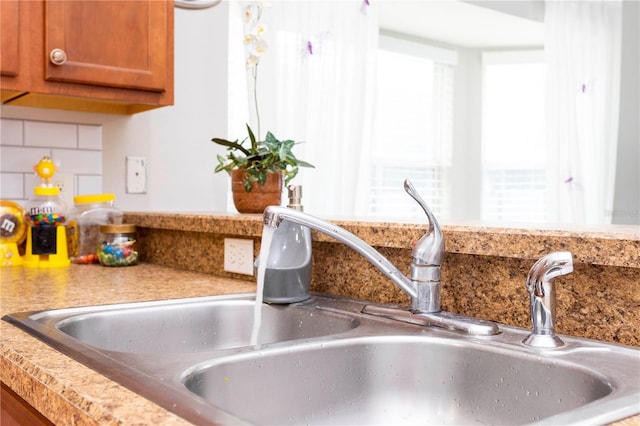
1;0;174;114
44;1;167;92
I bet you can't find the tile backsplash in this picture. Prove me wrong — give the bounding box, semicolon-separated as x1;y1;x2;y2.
0;118;103;206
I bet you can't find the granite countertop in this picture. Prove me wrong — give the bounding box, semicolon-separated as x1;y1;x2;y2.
127;212;640;268
1;263;254;425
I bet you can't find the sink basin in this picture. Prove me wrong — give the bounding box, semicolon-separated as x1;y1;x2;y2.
4;293;639;425
183;335;617;425
50;297;358;353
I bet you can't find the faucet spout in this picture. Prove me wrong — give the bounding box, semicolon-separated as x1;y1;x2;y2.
523;251;573;348
263;206;418;300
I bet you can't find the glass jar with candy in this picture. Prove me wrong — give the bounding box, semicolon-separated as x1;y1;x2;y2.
24;187;67;227
67;194;123;264
98;224;138;267
23;186;70;267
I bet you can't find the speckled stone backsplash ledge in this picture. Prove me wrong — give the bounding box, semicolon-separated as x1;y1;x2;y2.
127;212;640;347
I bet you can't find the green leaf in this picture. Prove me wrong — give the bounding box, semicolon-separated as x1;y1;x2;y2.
247;124;258;153
295;159;315;168
211;137;251;156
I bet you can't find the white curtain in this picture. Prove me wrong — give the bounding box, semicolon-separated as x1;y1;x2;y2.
545;0;622;224
249;0;379;217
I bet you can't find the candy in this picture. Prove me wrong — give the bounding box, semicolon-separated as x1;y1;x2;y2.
98;241;138;266
72;253;99;264
26;213;66;226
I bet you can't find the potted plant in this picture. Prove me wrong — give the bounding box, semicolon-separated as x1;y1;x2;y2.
211;1;313;213
212;125;313;213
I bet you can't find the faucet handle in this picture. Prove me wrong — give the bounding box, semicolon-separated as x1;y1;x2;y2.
404;179;444;266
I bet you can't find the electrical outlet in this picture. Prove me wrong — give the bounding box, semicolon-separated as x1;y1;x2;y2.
224;238;254;275
52;172;75;198
126;156;147;194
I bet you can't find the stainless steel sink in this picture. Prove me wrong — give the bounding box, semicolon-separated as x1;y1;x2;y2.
49;295;358;353
4;293;640;425
183;335;617;425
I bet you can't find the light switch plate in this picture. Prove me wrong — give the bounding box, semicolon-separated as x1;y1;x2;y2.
126;156;147;194
224;238;254;275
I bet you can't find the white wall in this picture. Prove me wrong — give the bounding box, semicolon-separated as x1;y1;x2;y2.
450;48;482;222
102;3;231;212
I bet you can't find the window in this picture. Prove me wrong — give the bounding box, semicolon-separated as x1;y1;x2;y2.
481;51;546;222
368;35;455;220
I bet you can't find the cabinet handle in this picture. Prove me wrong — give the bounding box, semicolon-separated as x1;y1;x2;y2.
49;49;67;66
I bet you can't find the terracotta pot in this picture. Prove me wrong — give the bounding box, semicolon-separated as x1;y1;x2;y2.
231;169;283;214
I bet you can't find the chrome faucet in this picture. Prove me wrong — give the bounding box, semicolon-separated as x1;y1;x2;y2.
523;251;573;348
262;179;499;336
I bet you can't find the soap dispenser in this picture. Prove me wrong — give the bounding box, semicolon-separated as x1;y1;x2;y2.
263;185;312;304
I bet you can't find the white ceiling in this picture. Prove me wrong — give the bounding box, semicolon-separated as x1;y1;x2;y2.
378;0;545;49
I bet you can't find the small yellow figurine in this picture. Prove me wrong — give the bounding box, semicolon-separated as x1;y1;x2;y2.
33;156;58;186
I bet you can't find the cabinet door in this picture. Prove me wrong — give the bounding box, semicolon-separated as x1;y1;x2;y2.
0;1;27;102
44;1;168;92
1;383;54;426
0;1;20;77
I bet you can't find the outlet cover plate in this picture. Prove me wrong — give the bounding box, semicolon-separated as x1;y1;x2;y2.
126;156;147;194
224;238;254;275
